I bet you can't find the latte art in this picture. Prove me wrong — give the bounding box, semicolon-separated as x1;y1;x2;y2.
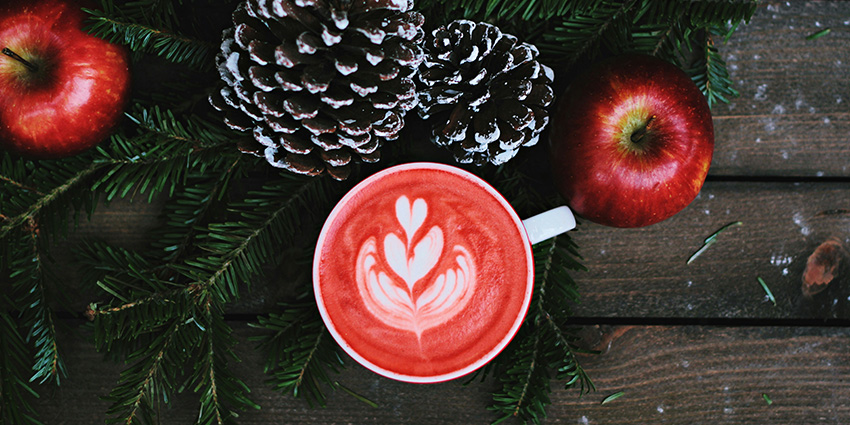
356;196;476;338
314;163;535;382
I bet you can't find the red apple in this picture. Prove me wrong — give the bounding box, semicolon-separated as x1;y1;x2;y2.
549;54;714;228
0;0;130;159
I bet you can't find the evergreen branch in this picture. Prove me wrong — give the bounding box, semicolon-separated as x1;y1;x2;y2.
686;25;739;109
540;310;595;394
0;162;102;240
121;323;176;425
125;106;232;150
489;240;558;424
186;174;338;303
490;329;549;425
490;235;590;424
252;301;344;407
104;319;189;425
152;163;242;263
76;242;193;354
541;0;639;68
291;326;325;397
84;8;216;70
511;331;543;421
10;223;67;385
88;287;193;355
0;174;44;196
86;283;189;318
419;0;599;23
192;307;258;425
0;311;43;425
91;106;238;202
97;0;181;30
199;317;229;425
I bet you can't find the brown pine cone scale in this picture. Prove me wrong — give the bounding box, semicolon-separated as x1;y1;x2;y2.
211;0;425;180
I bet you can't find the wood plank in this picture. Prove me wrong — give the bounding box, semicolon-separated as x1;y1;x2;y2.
571;181;850;320
32;323;850;424
552;325;850;424
712;1;850;176
34;321;497;425
58;180;850;320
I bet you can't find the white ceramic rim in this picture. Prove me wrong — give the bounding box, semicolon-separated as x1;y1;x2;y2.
312;162;535;383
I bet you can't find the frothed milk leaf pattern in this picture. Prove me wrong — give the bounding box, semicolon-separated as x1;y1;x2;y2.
356;196;476;338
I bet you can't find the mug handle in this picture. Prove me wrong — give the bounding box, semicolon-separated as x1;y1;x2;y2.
522;206;577;245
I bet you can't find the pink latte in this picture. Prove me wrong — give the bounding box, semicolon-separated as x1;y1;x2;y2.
314;163;533;383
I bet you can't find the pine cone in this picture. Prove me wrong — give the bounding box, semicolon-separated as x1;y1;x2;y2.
210;0;425;180
417;20;554;166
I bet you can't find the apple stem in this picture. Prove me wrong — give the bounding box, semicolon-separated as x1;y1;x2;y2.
630;115;656;144
2;48;38;72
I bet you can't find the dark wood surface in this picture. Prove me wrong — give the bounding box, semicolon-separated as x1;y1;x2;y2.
35;2;850;424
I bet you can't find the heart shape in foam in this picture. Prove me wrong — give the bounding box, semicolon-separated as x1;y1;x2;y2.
356;196;476;338
396;196;427;243
384;196;442;292
314;162;536;383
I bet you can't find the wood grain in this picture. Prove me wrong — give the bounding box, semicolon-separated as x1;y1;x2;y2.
551;325;850;424
711;1;850;177
35;322;498;425
62;181;850;320
27;2;850;424
572;181;850;320
33;323;850;424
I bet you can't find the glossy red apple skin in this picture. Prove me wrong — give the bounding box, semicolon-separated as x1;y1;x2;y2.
549;54;714;228
0;0;130;159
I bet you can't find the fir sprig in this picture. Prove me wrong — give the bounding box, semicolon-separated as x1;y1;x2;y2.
91;105;238;202
10;227;67;386
542;0;640;68
0;311;43;425
191;305;260;425
251;300;346;407
686;25;741;109
0;158;102;241
489;235;592;424
103;318;191;424
183;173;341;304
84;7;217;70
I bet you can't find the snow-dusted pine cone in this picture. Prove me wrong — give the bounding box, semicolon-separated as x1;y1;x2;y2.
417;20;555;166
210;0;425;180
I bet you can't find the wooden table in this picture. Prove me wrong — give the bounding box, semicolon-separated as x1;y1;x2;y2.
33;2;850;424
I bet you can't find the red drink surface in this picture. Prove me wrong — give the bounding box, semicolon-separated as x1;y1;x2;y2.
314;163;533;382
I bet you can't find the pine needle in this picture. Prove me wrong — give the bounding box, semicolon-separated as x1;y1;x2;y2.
687;221;743;264
601;391;625;405
335;382;379;408
758;277;776;306
806;28;831;40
